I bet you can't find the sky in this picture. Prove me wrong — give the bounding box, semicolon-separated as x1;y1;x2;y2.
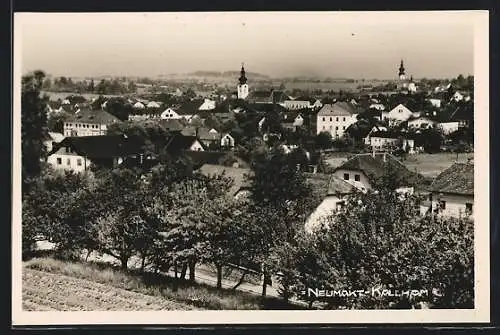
16;11;479;80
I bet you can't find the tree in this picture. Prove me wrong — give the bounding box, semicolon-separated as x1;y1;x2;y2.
47;111;72;133
291;168;474;309
22;70;49;181
105;97;133;121
315;131;333;150
93;168;151;269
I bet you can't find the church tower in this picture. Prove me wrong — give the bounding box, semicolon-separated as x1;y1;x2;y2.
398;59;406;81
237;63;249;99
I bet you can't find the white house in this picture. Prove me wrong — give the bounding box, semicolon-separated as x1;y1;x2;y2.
283;100;311;110
428;98;442;108
221;133;236;148
316;102;359;138
146;101;161;108
438;121;460;135
47;135;145;173
161;108;182;120
133;101;146;109
427;162;474;218
305;175;357;233
364;130;415;153
198;99;216;111
407;82;417;93
407;116;436;130
382;104;415;126
333;152;417;193
452;91;464;102
369;103;386;111
63;109;121;137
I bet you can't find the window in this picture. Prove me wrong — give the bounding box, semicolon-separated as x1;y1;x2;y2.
343;173;349;180
336;117;339;121
322;117;325;121
335;126;339;130
330;117;332;122
439;200;446;210
66;158;71;166
56;157;62;165
336;201;345;212
343;126;346;130
77;159;82;166
354;174;360;181
343;117;346;121
465;203;473;215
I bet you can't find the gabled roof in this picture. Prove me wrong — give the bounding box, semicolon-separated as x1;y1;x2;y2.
158;119;185;132
317;102;358;116
334;153;422;187
50;135;145;158
198;164;253;195
47;132;65;143
430;162;474;195
174;100;204;115
165;134;204;154
66;108;121;125
197;128;221;141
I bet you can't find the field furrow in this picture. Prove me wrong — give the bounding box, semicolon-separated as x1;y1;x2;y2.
23;269;196;311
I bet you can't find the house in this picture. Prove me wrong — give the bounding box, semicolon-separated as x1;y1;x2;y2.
197;128;222;148
63;108;121;137
438;122;460;135
382;104;415;126
304;174;357;233
316;102;359;138
428;98;442;108
160;107;182;120
247;90;290;104
197;164;253;199
452;91;464;102
133;101;146;109
281;111;304;131
221;132;236;148
407;116;436;130
47;134;146;172
427;162;474;218
364;130;415;153
146;101;162;109
333;152;421;193
198;98;216;111
158;119;185;133
283;99;311;110
164;133;205;155
43;132;65;153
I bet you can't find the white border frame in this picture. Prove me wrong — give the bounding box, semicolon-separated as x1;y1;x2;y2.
12;10;490;325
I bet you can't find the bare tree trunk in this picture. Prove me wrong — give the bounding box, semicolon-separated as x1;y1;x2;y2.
261;264;267;297
120;256;129;270
189;261;196;282
140;254;146;272
232;269;248;290
85;249;92;262
174;261;178;279
180;263;188;280
216;264;223;289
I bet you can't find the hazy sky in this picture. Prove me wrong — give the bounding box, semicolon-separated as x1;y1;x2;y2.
16;11;478;79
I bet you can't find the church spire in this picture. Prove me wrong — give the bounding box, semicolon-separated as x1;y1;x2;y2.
399;59;405;77
239;63;247;85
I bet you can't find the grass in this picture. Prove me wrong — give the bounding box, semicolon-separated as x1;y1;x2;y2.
322;152;473;179
23;257;302;311
402;152;473;178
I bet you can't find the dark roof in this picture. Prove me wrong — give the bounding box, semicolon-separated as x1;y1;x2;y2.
369;130;413;139
450;105;474;122
165;134;204;154
67;108;121;125
50;135;145;158
246;103;288;114
334;153;422;187
430;162;474;195
198;164;253;195
158;119;185;132
317;102;358;116
174;100;204;115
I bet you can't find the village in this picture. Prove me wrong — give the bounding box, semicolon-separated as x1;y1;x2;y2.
42;60;474;228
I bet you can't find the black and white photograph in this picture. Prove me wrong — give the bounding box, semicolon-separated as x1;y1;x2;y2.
12;10;489;324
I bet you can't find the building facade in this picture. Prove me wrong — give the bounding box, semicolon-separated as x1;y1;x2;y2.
316;102;358;138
